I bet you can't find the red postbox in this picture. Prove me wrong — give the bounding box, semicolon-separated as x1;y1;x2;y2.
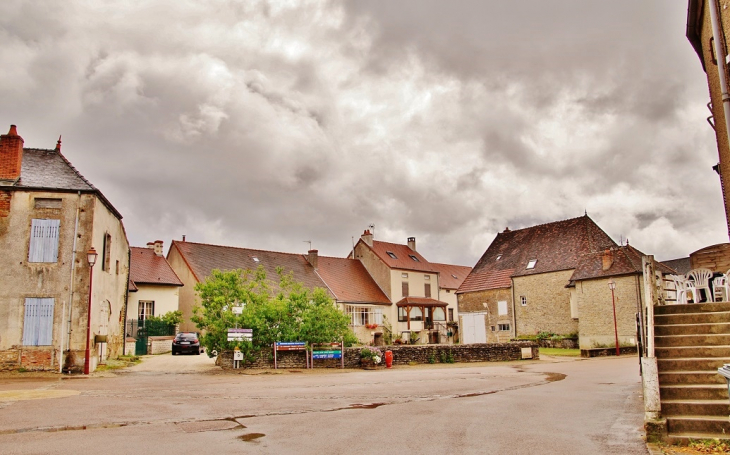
385;350;393;368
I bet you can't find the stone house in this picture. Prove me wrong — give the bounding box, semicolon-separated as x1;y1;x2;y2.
351;231;470;344
0;125;130;372
457;215;673;348
127;240;183;326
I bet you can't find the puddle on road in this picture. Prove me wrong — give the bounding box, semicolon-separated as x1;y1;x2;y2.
239;433;265;442
544;372;567;382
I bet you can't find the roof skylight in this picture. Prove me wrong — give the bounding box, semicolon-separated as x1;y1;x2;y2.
526;259;537;269
409;254;419;262
387;251;397;259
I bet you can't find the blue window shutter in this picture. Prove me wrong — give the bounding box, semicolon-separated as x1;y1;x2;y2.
23;298;55;346
28;219;60;263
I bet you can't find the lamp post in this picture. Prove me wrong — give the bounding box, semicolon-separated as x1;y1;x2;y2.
608;279;620;356
84;247;98;375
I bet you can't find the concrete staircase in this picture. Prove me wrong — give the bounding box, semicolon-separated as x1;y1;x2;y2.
654;302;730;442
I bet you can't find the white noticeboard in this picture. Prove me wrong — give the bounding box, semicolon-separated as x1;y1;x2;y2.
232;306;243;315
228;328;253;342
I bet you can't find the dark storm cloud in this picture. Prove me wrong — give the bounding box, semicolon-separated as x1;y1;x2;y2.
0;0;724;266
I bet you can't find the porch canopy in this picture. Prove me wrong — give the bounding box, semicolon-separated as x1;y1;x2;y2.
396;297;448;330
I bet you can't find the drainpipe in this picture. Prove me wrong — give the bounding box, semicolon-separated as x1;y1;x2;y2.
511;279;517;340
122;247;131;355
709;0;730;162
61;191;81;372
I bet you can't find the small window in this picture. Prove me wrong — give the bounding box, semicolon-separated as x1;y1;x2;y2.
520;296;527;306
34;198;62;209
432;307;446;321
526;259;537;269
498;301;508;316
409;254;419;262
491;326;496;332
138;301;155;321
448;308;454;322
498;323;510;331
425;283;431;298
387;251;398;259
402;282;409;297
451;274;457;279
102;233;112;272
424;275;430;280
115;260;120;275
252;257;259;262
401;273;408;278
496;254;502;261
446;289;451;293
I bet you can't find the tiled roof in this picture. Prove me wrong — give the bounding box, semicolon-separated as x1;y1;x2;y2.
365;240;437;273
130;247;183;287
458;216;617;294
458;268;514;293
316;256;391;305
429;262;472;289
170;241;333;297
661;257;691;275
395;297;448;307
570;244;676;282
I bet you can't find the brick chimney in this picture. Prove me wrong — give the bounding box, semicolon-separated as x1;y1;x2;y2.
407;237;416;251
602;249;614;271
0;125;24;181
307;249;318;269
361;229;373;247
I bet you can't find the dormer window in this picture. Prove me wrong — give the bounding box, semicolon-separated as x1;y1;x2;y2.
496;254;502;261
387;251;398;259
451;274;458;279
409;254;419;262
252;257;260;263
424;275;430;280
526;259;537;269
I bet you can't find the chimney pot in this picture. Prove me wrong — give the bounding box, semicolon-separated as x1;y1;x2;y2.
361;230;373;247
307;249;319;269
602;249;614;271
0;124;24;181
407;237;416;251
153;240;164;256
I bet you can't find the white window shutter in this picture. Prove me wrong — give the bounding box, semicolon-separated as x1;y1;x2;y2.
28;219;60;263
22;298;55;345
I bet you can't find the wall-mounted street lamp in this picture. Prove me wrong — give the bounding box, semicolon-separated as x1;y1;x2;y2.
84;247;98;375
608;279;619;357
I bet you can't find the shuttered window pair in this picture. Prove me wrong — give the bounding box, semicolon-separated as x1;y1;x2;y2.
28;219;60;263
23;298;55;346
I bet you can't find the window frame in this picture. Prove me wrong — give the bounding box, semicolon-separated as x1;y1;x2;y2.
138;300;155;321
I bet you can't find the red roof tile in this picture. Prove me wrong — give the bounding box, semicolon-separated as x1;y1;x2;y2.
129;247;183;287
316;256;391;305
458;268;514;293
395;297;449;307
364;240;437;273
570;244;676;281
169;241;333;297
429;262;472;289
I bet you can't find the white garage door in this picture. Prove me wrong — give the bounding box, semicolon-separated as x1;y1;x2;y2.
462;313;487;344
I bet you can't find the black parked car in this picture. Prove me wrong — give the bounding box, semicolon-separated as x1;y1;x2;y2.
172;332;202;355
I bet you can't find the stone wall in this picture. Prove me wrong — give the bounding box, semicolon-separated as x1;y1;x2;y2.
513;270;579;337
217;342;539;370
536;338;579;349
0;347;57;371
457;287;514;342
149;336;174;355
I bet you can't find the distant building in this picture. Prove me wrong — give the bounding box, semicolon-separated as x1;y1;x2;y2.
128;241;183;322
0;125;129;372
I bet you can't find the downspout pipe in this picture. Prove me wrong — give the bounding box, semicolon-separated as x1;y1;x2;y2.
709;0;730;162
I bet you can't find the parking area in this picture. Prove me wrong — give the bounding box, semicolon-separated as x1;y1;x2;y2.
125;352;219;374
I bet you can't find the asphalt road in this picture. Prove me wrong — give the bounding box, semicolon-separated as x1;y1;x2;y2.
0;354;648;455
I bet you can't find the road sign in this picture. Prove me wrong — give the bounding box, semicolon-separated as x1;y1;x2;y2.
228;328;252;342
275;341;306;351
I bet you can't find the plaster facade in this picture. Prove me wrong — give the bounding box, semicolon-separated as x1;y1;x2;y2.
166;244;199;333
128;284;180;320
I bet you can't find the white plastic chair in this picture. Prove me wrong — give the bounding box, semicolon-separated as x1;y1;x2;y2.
669;275;690;304
686;268;714;303
714;273;730;302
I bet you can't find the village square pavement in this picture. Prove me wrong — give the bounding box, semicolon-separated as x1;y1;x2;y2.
0;354;648;455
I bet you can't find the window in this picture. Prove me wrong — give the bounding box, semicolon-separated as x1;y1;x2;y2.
34;198;62;209
102;233;111;271
448;308;454;322
520;296;527;306
424;283;431;298
498;301;508;316
402;282;409;297
138;301;154;321
401;273;409;278
498;323;510;331
424;275;430;280
28;219;60;263
116;260;120;275
451;274;457;279
432;307;446;321
398;307;422;321
496;254;502;261
23;298;55;346
491;326;496;332
387;251;398;259
526;259;537;269
252;257;260;262
346;306;383;326
409;254;419;262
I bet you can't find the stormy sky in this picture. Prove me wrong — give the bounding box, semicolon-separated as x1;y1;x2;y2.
0;1;724;266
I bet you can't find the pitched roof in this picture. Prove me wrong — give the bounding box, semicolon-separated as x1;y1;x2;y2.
458;268;514;293
661;257;691;275
129;247;183;287
169;241;333;297
458;215;617;293
429;262;472;289
395;297;448;307
362;240;437;273
569;244;675;281
315;256;391;305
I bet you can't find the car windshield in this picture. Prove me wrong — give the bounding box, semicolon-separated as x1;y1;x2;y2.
176;334;197;341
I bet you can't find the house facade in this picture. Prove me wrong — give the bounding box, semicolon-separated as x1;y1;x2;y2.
457;215;670;348
128;241;183;322
0;126;129;372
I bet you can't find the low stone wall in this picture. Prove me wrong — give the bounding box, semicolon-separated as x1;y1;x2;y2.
0;347;58;371
124;338;136;356
580;346;637;358
218;342;539;370
149;336;174;355
538;338;579;349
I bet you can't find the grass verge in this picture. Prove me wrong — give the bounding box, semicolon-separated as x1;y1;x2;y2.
540;348;580;357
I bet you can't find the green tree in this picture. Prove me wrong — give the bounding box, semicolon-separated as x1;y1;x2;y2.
191;267;356;359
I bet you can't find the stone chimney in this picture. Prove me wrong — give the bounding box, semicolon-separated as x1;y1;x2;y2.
307;249;318;269
0;125;24;181
407;237;416;251
602;249;614;271
361;229;373;247
503;227;511;233
153;240;164;256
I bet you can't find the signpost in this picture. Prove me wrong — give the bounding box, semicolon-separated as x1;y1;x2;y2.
228;328;252;342
311;341;345;369
274;341;307;369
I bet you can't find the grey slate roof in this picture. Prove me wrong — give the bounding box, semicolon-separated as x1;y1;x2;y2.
18;148;95;191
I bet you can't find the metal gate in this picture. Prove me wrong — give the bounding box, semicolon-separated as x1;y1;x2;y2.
127;319;175;355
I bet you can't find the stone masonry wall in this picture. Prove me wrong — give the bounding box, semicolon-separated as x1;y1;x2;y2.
457;287;514;342
576;275;641;350
149;336;174;355
513;270;578;337
217;342;539;370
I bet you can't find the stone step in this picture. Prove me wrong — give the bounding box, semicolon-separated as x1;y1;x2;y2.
655;302;730;315
661;399;730;416
655;312;730;325
655;345;730;358
667;432;730;444
659;370;727;385
655;334;730;347
658;357;730;372
660;384;729;400
655;322;730;336
666;415;730;435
